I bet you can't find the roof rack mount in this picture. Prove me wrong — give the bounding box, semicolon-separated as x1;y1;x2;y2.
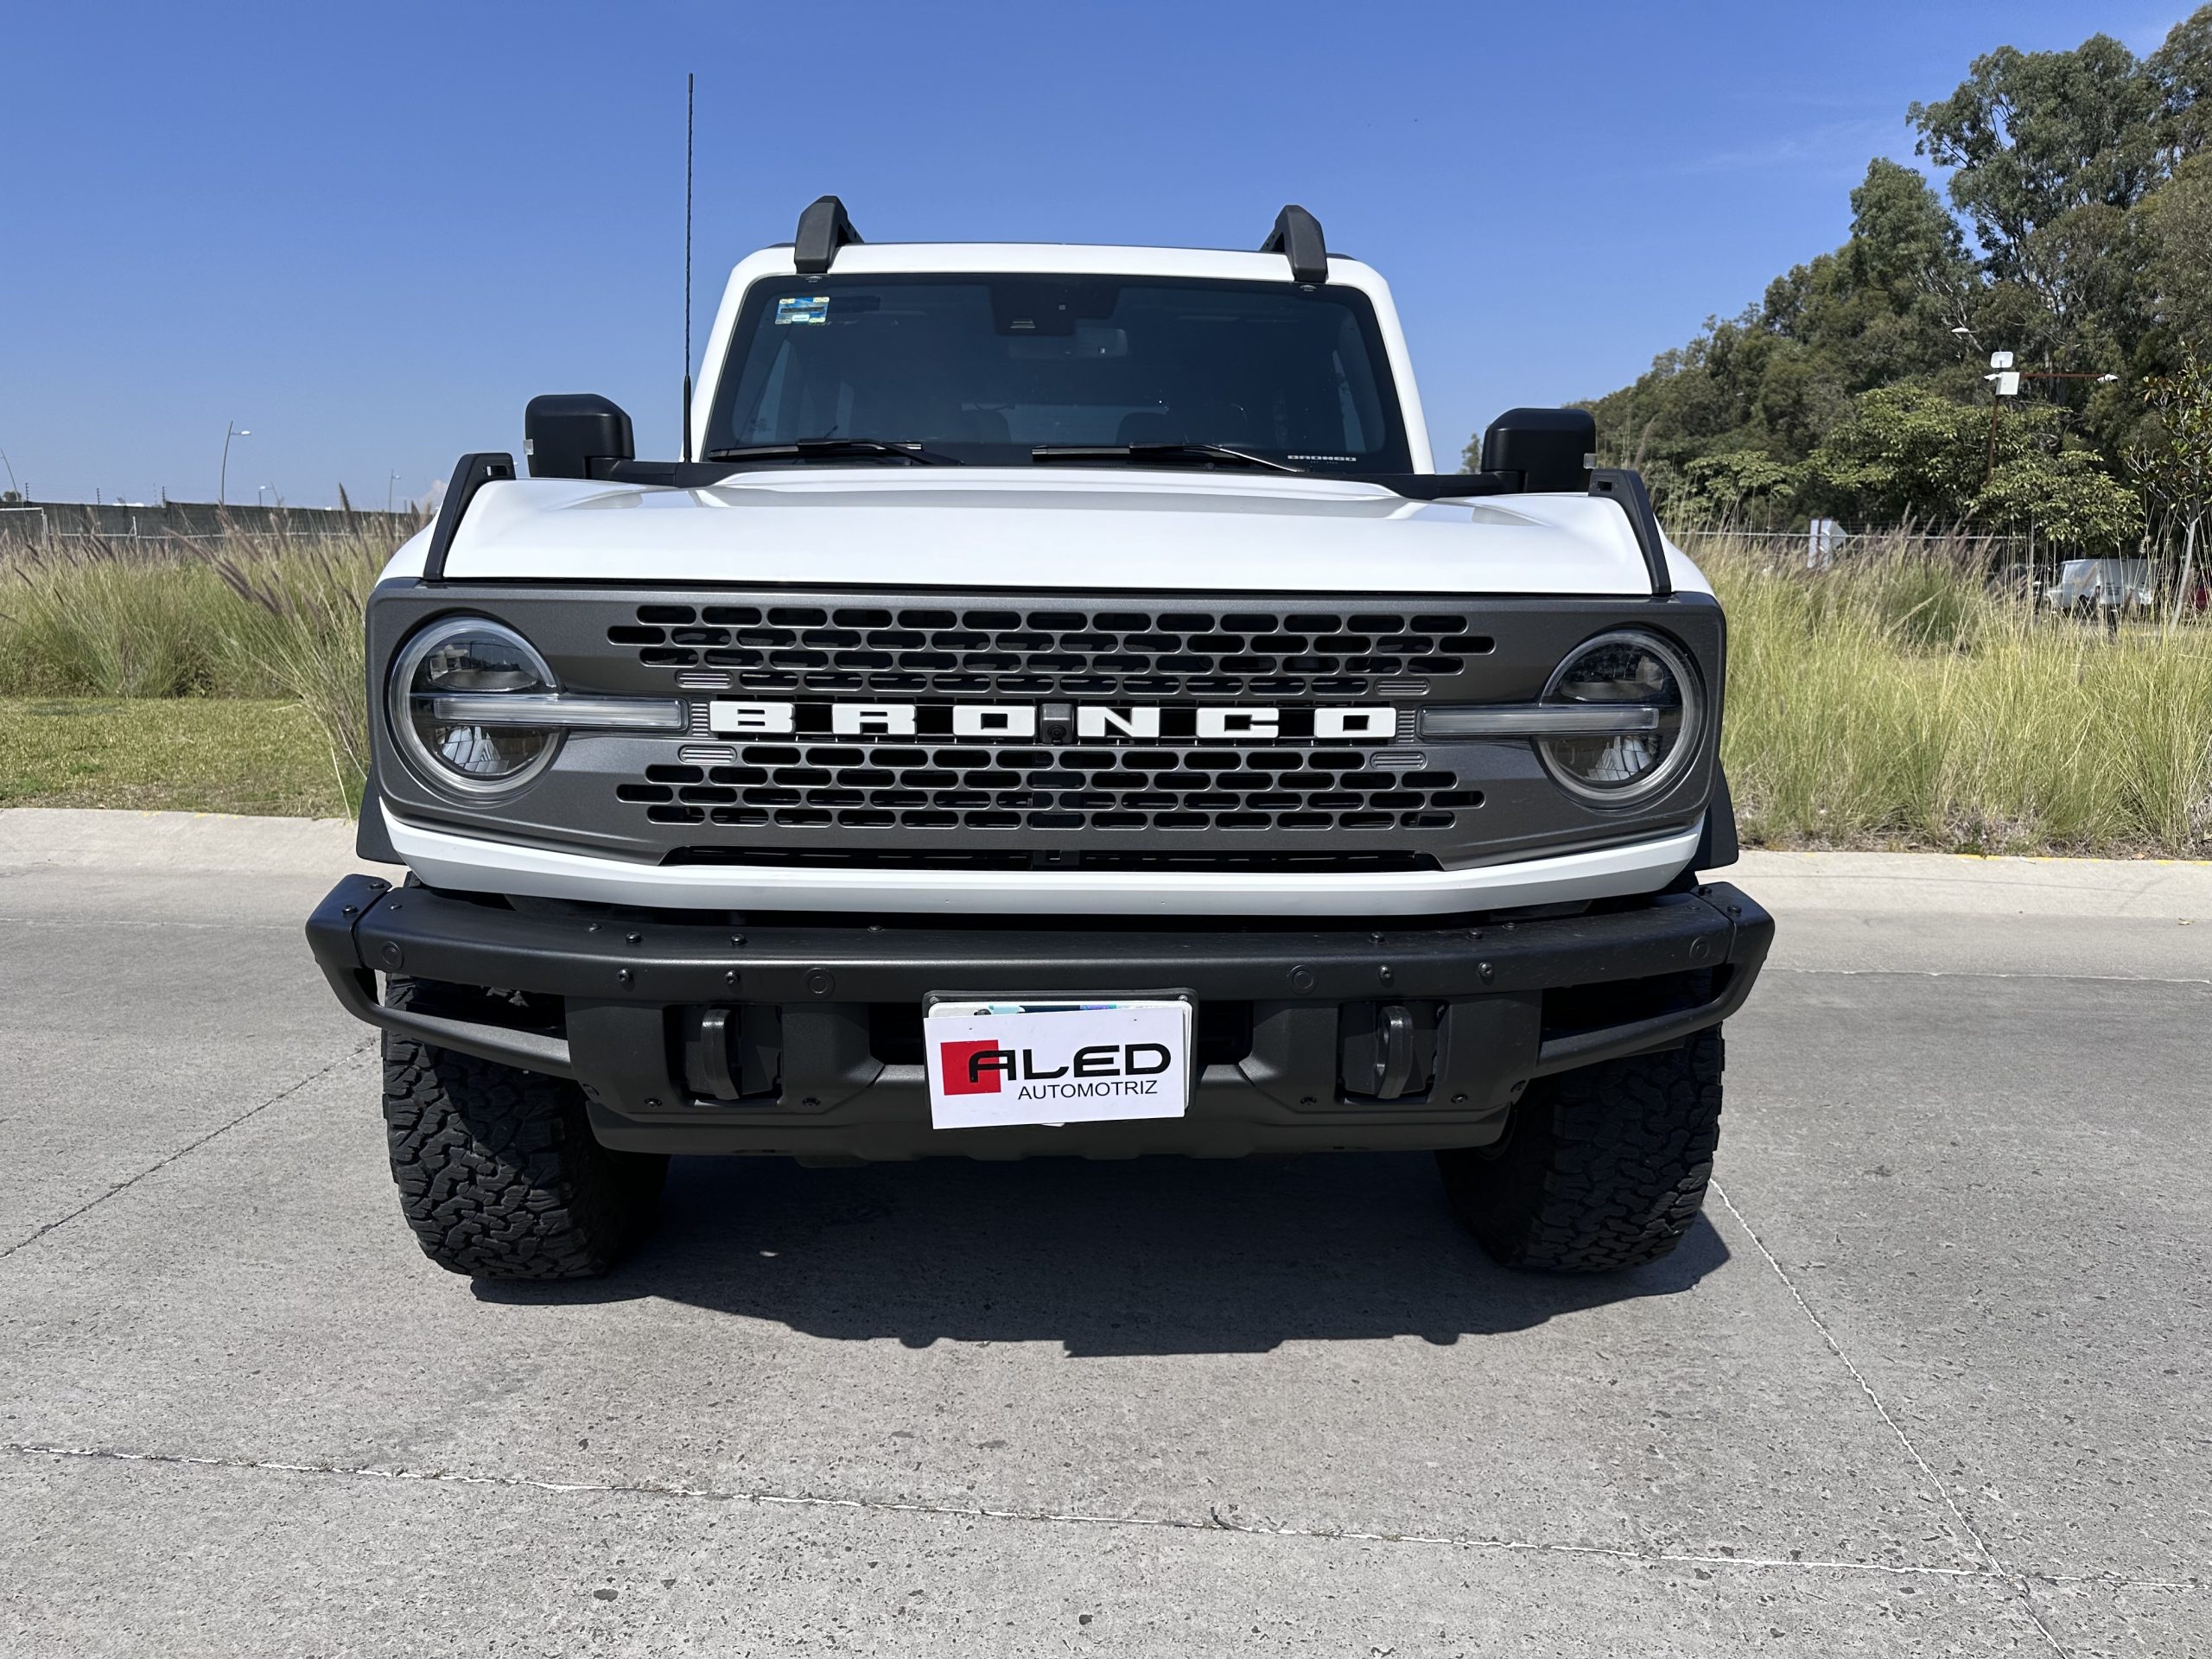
1261;205;1328;283
793;195;863;274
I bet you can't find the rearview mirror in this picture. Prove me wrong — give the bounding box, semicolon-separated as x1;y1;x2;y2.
524;393;635;480
1480;407;1596;493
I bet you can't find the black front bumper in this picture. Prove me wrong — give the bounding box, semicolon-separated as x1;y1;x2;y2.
306;875;1772;1160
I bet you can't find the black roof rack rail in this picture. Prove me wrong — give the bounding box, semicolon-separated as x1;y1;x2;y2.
421;452;514;582
793;195;863;274
1261;204;1328;283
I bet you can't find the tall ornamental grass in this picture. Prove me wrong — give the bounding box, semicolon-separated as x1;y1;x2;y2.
0;526;398;798
1693;531;2212;856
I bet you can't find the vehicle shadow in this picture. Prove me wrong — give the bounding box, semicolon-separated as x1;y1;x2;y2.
477;1152;1730;1356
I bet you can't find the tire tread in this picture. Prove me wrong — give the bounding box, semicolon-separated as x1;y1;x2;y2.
380;980;664;1281
1439;1028;1724;1274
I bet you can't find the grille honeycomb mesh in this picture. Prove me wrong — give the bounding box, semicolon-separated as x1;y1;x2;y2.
615;745;1483;836
610;604;1491;698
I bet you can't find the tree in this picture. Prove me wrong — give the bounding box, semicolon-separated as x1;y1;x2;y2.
2139;152;2212;346
1909;35;2165;280
1804;382;2139;544
1679;451;1802;527
2151;6;2212;162
2133;346;2212;615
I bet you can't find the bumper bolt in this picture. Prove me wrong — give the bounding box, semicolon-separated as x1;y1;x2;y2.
725;969;740;987
731;933;747;945
1478;961;1494;983
616;968;632;985
1377;964;1394;985
626;931;643;945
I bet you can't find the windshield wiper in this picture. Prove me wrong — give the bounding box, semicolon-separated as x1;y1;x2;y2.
1029;442;1305;474
703;439;960;465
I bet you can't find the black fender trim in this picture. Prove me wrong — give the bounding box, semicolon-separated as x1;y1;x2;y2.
1694;769;1740;872
420;452;515;582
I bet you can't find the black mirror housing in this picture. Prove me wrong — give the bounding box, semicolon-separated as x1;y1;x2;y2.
524;394;635;480
1480;408;1596;493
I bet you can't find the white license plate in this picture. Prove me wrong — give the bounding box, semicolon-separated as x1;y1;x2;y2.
924;998;1193;1129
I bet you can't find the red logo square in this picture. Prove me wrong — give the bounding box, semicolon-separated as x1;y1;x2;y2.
938;1038;1005;1096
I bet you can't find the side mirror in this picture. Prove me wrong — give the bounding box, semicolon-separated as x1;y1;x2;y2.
1480;407;1596;493
524;393;635;480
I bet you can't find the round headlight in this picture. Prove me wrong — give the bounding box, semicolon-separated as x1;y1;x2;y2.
389;618;562;795
1538;630;1702;804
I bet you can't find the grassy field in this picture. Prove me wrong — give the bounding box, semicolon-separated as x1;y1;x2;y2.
2;524;2207;857
0;697;347;817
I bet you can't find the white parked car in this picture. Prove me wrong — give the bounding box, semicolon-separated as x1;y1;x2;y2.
306;199;1770;1281
2053;557;2153;613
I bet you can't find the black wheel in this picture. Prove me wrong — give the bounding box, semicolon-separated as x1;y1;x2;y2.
1437;1027;1724;1274
380;978;667;1281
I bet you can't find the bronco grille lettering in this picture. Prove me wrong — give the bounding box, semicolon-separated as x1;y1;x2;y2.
708;699;1397;742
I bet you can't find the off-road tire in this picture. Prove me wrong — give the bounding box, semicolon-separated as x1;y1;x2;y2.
1437;1027;1724;1274
381;978;667;1281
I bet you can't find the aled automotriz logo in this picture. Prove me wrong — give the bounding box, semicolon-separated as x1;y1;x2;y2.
938;1038;1175;1098
709;699;1395;741
925;999;1193;1130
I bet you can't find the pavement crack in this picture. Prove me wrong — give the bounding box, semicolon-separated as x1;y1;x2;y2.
0;1040;375;1263
7;1437;2196;1596
1709;1179;2074;1654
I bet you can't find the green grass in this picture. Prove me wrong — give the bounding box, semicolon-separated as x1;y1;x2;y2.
0;697;348;817
1;528;388;795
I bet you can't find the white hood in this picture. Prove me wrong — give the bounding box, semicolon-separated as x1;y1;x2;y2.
400;468;1708;597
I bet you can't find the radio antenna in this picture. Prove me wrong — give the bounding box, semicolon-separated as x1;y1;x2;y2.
681;72;696;462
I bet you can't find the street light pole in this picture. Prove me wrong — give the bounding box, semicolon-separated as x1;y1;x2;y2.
1980;358;2120;487
219;421;251;506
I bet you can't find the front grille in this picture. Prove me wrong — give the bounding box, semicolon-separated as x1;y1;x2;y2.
374;582;1724;878
611;603;1493;699
616;745;1483;836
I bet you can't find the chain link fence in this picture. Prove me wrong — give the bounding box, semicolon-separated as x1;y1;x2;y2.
0;501;422;553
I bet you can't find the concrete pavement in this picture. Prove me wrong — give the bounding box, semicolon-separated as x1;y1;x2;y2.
0;810;2205;1655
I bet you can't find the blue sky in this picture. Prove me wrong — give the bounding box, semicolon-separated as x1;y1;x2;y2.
0;1;2189;507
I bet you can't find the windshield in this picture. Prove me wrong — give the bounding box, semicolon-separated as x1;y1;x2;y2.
704;273;1411;471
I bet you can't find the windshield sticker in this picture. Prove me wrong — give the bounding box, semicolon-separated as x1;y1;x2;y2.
775;296;830;326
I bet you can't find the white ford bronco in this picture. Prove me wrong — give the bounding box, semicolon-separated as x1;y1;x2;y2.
308;200;1771;1281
